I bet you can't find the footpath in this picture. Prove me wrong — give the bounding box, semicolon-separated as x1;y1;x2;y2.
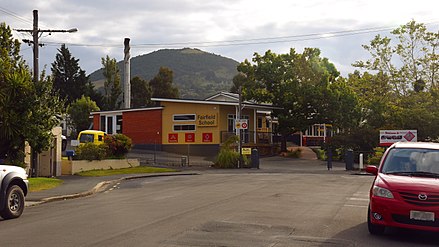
26;147;368;207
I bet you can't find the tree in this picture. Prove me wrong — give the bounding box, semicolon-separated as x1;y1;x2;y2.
67;96;100;136
353;20;439;95
101;55;122;110
230;73;248;93
351;21;439;142
238;48;349;151
51;44;91;105
149;67;179;98
0;22;64;165
131;76;152;108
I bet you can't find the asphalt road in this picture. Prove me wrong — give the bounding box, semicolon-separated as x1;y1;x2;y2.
1;172;439;246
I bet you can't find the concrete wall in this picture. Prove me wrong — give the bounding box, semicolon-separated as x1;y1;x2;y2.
61;158;140;175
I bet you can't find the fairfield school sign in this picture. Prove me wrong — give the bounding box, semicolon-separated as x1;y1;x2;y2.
379;130;417;146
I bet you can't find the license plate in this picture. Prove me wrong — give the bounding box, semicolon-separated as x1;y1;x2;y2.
410;210;435;221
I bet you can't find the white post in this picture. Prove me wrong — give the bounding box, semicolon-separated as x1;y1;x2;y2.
359;153;364;170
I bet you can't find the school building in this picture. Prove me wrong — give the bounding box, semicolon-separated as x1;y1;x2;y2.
90;92;279;156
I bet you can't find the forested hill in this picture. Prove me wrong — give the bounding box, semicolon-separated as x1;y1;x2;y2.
88;48;239;99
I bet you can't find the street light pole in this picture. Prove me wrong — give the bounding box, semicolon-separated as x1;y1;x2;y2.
15;9;78;177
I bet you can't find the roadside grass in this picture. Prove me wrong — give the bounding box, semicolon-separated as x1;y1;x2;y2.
29;177;63;192
76;166;177;177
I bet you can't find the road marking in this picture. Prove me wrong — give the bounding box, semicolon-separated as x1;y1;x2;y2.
345;204;368;208
348;197;369;201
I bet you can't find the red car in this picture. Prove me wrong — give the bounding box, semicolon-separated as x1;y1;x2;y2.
366;142;439;235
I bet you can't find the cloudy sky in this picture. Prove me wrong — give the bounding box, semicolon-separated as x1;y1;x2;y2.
1;0;438;77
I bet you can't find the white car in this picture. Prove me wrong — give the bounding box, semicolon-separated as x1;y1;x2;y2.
0;165;29;219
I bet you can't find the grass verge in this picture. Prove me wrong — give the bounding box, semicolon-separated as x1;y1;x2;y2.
29;178;63;192
76;166;177;177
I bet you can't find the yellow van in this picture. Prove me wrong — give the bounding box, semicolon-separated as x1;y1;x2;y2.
77;130;106;145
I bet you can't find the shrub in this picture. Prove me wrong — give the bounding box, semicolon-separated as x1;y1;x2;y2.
215;148;240;168
214;135;250;168
367;147;386;166
75;142;108;161
104;134;132;158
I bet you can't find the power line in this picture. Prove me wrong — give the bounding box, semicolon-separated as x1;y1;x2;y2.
38;25;401;49
0;7;33;26
39;21;439;49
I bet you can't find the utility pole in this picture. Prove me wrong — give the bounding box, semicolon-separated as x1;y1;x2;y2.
15;9;77;176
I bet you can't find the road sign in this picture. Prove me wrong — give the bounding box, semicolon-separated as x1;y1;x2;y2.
235;119;248;129
242;148;251;155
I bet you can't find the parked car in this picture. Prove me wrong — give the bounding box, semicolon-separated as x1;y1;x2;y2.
366;142;439;234
0;164;29;219
77;130;106;145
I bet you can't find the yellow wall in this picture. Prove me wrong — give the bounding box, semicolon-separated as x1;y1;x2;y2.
161;102;222;144
160;101;272;145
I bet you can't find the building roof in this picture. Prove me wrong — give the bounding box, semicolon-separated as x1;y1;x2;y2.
151;97;281;111
90;107;164;115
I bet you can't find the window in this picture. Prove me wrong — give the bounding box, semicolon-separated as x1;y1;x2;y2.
100;116;106;131
173;114;196;121
257;117;263;129
79;134;94;143
116;115;123;134
173;124;196;132
107;116;113;134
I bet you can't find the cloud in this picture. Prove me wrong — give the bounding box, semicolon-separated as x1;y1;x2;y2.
2;0;438;77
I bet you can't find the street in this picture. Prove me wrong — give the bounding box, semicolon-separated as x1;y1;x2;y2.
1;171;439;246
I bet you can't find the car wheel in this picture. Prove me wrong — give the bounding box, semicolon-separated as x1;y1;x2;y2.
0;185;25;220
368;206;385;235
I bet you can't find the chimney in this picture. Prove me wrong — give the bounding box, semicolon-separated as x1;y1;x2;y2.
123;38;131;109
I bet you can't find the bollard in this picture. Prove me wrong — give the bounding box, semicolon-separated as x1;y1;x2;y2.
359;153;364;171
327;148;333;170
181;156;187;167
251;148;259;169
345;149;354;170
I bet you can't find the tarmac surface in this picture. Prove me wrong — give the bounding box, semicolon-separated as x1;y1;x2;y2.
26;149;369;207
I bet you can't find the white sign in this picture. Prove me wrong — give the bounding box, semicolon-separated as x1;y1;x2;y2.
235;119;248;129
380;130;417;146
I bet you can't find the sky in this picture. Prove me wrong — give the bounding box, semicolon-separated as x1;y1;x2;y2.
1;0;438;77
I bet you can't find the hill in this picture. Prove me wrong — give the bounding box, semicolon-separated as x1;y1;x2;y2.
88;48;239;99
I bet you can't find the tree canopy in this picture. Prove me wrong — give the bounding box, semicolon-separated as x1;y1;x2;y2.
51;44;93;105
101;55;122;110
237;48;359;151
150;67;179;99
0;23;64;165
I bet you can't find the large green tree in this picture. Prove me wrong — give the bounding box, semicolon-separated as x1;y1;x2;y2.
238;48;356;151
131;76;152;108
101;55;122;110
150;67;179;98
0;23;64;165
354;20;438;95
51;44;93;105
67;96;100;136
352;21;439;141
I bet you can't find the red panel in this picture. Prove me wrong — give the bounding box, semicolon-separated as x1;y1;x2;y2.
185;133;195;142
122;109;163;145
93;115;100;130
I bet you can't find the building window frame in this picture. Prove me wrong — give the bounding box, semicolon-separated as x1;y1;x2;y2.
173;114;196;122
173;124;196;132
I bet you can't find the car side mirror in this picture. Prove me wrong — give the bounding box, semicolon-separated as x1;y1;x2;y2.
365;165;378;175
